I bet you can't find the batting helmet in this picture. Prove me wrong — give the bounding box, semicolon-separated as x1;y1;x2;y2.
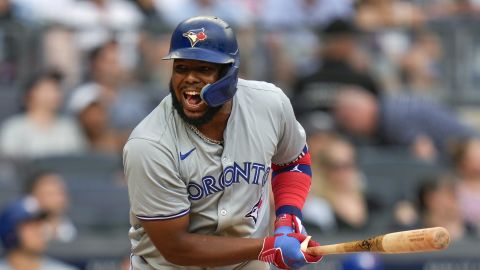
0;197;48;252
163;16;240;107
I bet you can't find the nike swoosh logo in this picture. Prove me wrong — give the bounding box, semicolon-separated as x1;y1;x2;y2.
180;147;196;160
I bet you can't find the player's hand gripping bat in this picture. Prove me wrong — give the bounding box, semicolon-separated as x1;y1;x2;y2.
301;227;450;256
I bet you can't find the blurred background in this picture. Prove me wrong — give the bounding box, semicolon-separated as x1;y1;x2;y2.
0;0;479;269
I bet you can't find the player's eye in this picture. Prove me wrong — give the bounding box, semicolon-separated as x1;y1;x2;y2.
197;65;219;74
174;65;188;74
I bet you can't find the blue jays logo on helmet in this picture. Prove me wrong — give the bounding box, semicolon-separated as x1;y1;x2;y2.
183;28;208;47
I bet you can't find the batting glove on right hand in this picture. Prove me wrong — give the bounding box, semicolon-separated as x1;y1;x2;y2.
258;233;322;270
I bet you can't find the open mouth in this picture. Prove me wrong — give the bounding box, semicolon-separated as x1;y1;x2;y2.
183;91;203;106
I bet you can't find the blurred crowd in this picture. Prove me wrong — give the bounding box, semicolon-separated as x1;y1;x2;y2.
0;0;480;269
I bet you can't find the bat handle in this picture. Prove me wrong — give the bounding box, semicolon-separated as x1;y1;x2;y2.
300;236;312;252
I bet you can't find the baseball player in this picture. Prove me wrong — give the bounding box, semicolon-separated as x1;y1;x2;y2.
123;16;323;270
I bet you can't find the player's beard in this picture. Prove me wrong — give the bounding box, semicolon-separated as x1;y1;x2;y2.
170;82;222;126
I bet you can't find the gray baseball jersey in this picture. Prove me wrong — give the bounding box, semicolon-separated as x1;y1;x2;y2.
123;79;306;269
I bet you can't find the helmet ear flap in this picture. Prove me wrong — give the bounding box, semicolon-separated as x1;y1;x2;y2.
200;65;239;107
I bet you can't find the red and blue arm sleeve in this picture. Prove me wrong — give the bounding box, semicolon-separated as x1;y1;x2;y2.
271;145;311;220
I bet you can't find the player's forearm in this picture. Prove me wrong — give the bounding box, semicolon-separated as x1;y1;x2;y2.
272;148;312;218
157;233;264;266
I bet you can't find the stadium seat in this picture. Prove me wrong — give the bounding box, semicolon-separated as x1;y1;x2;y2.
0;90;20;125
67;183;130;232
28;153;124;185
27;153;130;232
357;146;441;207
0;158;22;209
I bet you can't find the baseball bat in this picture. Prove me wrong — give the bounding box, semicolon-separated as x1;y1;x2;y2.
303;227;450;256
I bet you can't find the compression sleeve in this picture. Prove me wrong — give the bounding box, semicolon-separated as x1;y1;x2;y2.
271;146;311;219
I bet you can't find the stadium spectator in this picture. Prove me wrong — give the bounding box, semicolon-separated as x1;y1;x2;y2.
69;41;152;149
417;174;477;240
8;0;75;26
135;25;171;99
259;0;354;30
292;19;380;117
392;199;419;232
257;0;355;91
41;25;82;92
68;83;120;153
355;0;425;31
303;136;381;232
11;0;144;87
12;0;144;76
155;0;254;29
299;111;336;156
399;29;443;95
332;88;477;161
422;0;480;19
0;0;38;87
65;0;143;69
0;197;78;270
451;138;480;230
0;70;86;159
129;0;158;19
25;170;77;243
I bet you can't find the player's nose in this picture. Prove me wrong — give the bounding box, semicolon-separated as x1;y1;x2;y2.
184;70;201;84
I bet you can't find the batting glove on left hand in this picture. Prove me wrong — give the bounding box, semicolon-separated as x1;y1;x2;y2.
258;233;322;270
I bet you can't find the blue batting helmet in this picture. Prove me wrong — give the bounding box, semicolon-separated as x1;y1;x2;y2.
163;16;240;107
0;197;48;252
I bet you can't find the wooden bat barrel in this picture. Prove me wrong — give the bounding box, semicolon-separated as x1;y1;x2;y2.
305;227;450;256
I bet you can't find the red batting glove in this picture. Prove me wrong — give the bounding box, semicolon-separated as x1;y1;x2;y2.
259;233;322;269
275;214;307;235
